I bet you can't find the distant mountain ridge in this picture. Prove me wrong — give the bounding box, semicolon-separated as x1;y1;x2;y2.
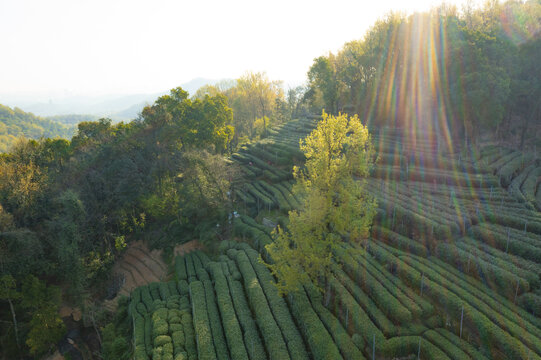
0;78;225;121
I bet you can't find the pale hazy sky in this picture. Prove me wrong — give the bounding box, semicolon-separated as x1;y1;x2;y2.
1;0;473;98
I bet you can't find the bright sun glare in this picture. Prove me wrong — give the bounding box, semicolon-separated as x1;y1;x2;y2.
1;0;480;98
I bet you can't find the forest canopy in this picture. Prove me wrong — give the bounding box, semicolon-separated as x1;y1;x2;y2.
0;87;239;357
305;0;541;149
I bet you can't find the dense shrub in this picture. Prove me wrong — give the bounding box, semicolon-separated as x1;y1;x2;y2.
171;325;186;354
371;225;427;256
189;281;217;360
332;268;396;336
378;336;451;359
144;314;152;356
149;282;161;301
195;251;211;266
134;315;145;347
152;320;169;339
518;293;541;317
330;275;385;343
196;267;210;281
258;180;292;211
274;182;301;208
244;248;308;359
202;279;229;360
208;262;249;360
497;153;534;187
159;282;171;300
181;313;197;359
227;277;266;360
456;238;540;288
231;250;290;359
424;330;476;359
435;242;531;296
435;329;490;360
175;256;187;281
305;283;366;360
235;189;256;205
141;286;154;310
154;335;172;348
288;285;342;360
522;167;541;203
167;281;178;297
366;242;541;358
177;280;189;296
470;225;541;262
336;246;420;322
245;183;275;209
233;217;272;252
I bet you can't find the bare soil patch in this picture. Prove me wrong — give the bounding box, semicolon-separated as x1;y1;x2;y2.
103;240;201;311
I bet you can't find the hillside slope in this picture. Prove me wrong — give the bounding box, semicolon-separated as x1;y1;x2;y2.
0;104;75;152
121;116;541;360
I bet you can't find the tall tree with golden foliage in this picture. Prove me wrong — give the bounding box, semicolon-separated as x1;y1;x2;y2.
264;112;377;294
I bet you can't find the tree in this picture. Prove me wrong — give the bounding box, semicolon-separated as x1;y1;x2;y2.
25;306;65;357
101;323;130;360
448;26;512;148
286;86;306;118
226;72;284;139
0;204;14;232
307;55;340;114
21;276;65;357
0;153;47;225
264;112;377;294
45;190;87;298
142;87;234;153
71;118;114;151
141;149;240;246
336;40;367;108
0;230;44;278
512;36;541;149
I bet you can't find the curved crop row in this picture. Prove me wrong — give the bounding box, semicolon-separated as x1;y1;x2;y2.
366;241;541;359
333;247;413;325
227;248;290;360
470;224;541;263
207;262;249;360
189;281;217;360
435;242;531;296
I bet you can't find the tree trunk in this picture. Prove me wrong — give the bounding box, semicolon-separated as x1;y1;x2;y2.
8;298;20;350
92;315;102;346
87;309;102;347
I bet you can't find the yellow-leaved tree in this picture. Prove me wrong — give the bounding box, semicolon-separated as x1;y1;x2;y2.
264;111;377;295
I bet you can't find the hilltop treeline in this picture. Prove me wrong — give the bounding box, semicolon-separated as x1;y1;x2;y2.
193;72;305;143
305;0;541;149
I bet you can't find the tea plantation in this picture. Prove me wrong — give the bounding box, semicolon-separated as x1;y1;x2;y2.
125;116;541;360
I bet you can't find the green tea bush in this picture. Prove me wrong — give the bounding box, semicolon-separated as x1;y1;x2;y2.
208;262;249;360
232;250;290;359
189;281;217;360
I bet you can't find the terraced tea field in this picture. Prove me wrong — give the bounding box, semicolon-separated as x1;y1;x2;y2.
125;116;541;359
